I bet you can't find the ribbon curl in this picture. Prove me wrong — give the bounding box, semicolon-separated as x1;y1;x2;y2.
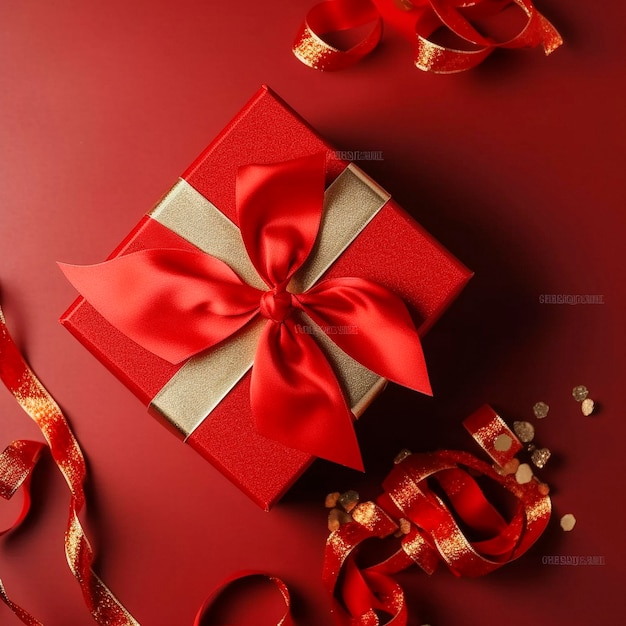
60;154;431;471
294;0;562;72
194;572;293;626
1;440;45;625
0;303;138;625
323;405;551;625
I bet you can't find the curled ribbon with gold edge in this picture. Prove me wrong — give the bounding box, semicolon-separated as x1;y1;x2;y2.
293;0;562;72
0;303;139;625
322;405;551;625
194;571;293;626
60;153;431;472
1;440;46;625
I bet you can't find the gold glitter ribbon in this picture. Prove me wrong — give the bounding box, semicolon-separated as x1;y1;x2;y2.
0;303;139;625
294;0;562;73
322;406;552;625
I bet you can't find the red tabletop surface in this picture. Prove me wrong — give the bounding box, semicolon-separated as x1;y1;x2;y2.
0;1;624;625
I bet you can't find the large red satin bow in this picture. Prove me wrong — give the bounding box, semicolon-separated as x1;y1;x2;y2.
294;0;562;73
60;154;431;471
323;405;551;625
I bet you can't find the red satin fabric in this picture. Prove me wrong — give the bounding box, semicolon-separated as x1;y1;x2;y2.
60;154;431;470
294;0;562;73
322;406;552;625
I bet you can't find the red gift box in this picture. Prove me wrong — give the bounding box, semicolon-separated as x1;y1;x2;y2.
60;86;471;510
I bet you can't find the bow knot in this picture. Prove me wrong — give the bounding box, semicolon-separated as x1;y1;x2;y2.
259;285;295;324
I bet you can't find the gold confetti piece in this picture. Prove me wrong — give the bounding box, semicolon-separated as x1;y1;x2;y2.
394;517;412;537
325;492;340;508
394;449;412;464
560;513;576;531
533;402;549;419
537;482;550;496
338;490;359;512
572;385;589;402
502;458;520;476
513;420;535;443
515;463;534;484
581;398;595;416
531;447;551;469
527;443;536;453
494;433;513;451
328;508;352;531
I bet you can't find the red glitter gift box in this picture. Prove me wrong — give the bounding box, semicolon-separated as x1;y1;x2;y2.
60;86;471;510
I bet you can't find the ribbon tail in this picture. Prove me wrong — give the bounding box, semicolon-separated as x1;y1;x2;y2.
59;248;262;364
296;277;432;396
251;317;364;471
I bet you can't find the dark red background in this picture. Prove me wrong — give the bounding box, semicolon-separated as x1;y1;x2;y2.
1;1;624;625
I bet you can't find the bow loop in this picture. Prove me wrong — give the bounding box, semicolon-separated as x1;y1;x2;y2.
296;277;432;396
237;153;327;287
60;249;263;364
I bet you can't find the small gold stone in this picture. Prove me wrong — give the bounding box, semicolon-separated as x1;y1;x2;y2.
325;492;340;508
531;447;551;469
533;402;550;419
338;490;359;512
328;508;352;531
513;421;535;443
502;458;520;476
494;433;513;452
515;463;534;484
394;449;412;464
560;513;576;531
581;398;595;416
537;482;550;496
572;385;589;402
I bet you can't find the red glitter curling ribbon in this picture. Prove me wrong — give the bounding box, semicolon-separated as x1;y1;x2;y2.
293;0;562;72
1;440;45;625
60;154;431;472
322;405;551;625
0;303;139;625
